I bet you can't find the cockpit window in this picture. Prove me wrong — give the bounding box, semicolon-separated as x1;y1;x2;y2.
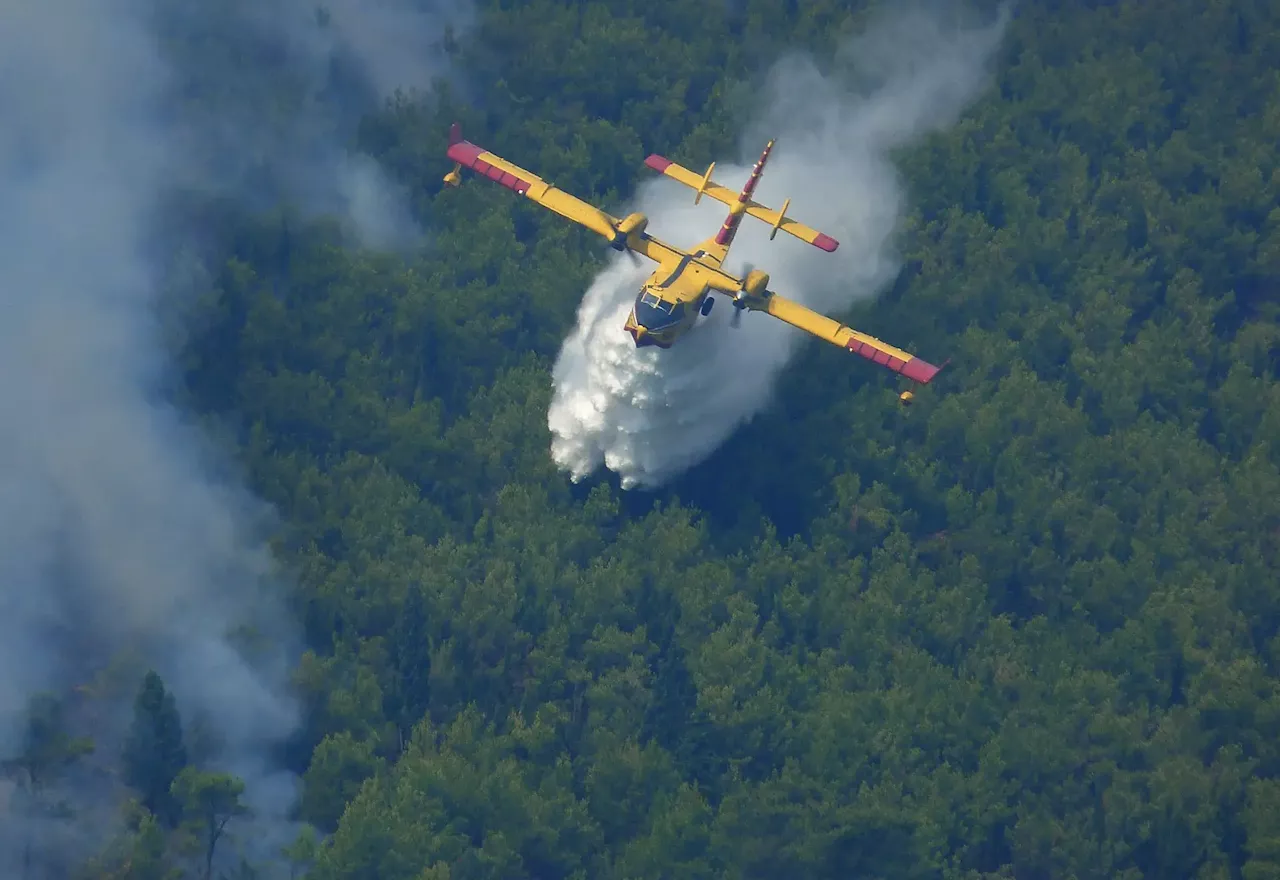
634;290;684;329
640;290;675;313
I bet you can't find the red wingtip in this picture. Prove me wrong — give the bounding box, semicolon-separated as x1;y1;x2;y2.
813;233;839;252
644;154;673;173
900;357;944;384
448;122;462;146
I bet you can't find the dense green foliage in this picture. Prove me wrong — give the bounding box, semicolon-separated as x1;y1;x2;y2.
32;0;1280;876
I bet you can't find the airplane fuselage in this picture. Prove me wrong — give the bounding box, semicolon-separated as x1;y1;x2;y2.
623;243;731;348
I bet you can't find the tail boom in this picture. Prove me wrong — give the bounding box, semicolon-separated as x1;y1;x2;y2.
714;139;774;248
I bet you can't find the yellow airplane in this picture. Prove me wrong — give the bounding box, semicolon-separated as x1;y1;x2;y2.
443;123;946;402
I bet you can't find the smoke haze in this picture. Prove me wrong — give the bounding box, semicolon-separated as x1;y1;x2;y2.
0;0;465;874
547;6;1010;489
155;0;472;251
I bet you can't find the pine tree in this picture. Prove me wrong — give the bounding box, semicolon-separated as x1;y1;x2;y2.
122;670;188;827
172;767;250;880
386;582;431;743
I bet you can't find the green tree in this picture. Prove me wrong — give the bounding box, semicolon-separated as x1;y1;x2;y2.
2;692;95;879
282;825;321;880
299;731;382;832
122;671;188;828
75;807;181;880
385;581;432;741
172;767;250;880
1;691;95;791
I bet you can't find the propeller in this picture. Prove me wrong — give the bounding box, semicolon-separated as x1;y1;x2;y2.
730;262;754;329
605;238;643;266
605;225;644;266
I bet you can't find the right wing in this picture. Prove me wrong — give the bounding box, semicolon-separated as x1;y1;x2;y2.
446;123;630;247
643;154;839;252
763;292;945;384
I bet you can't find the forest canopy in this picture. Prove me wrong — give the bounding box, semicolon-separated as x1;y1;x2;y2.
3;0;1279;878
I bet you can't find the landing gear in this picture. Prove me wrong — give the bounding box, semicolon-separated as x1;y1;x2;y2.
700;296;714;316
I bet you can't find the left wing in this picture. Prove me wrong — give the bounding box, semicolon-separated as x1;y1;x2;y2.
763;292;945;384
445;123;630;247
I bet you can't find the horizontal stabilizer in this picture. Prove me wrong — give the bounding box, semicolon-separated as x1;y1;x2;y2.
644;154;838;252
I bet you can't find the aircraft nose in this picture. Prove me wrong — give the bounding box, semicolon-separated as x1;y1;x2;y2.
628;323;656;348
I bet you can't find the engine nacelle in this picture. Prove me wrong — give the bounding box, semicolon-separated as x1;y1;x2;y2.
616;212;649;238
743;269;770;298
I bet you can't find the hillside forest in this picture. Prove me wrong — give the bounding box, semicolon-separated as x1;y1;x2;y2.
5;0;1280;878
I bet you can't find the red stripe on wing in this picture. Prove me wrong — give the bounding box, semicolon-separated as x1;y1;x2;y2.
497;170;529;194
449;142;532;195
644;154;674;172
845;339;943;385
812;233;839;252
447;141;484;165
900;357;943;384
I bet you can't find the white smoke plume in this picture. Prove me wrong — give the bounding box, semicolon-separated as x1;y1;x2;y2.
548;6;1010;489
154;0;473;252
0;0;468;874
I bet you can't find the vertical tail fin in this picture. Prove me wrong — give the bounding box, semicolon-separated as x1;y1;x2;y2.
713;139;775;253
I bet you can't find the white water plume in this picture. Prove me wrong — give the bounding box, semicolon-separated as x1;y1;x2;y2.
547;6;1009;489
